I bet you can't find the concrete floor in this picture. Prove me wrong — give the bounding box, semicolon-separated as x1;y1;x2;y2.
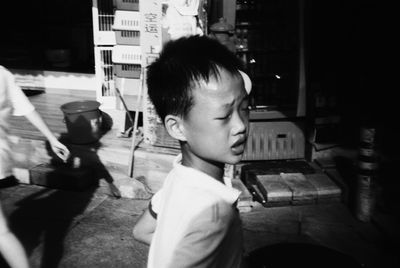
0;182;399;268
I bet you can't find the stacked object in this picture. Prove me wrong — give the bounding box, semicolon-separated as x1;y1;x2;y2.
240;161;342;207
115;0;139;13
92;0;142;132
112;4;143;111
355;126;379;222
112;45;142;79
113;10;141;45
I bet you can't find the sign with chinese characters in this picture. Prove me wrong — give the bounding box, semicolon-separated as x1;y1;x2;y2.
141;2;162;67
140;0;162;144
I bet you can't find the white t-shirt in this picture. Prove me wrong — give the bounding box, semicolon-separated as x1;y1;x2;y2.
147;154;244;268
0;66;35;179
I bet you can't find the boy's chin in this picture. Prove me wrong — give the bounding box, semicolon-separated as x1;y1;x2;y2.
225;154;244;165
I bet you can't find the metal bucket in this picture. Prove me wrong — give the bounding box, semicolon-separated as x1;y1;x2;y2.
60;101;102;144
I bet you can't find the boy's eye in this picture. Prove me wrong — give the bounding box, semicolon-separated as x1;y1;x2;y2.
216;113;231;120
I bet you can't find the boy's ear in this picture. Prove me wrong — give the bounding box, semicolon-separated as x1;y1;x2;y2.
164;115;187;141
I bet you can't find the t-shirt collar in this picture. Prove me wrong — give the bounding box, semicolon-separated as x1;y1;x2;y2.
172;154;241;204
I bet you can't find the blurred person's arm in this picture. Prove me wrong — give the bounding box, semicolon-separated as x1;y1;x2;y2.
24;110;70;162
0;206;30;268
6;68;69;163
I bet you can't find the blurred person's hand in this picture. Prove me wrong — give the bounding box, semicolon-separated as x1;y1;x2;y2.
49;139;70;162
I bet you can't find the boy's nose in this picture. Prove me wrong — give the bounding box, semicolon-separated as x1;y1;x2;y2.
231;113;248;135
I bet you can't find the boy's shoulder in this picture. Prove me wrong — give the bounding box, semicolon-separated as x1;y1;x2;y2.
167;182;236;223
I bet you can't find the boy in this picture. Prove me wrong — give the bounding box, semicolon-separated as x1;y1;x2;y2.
133;35;251;267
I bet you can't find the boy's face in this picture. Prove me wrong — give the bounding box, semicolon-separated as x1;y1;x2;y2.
182;68;249;166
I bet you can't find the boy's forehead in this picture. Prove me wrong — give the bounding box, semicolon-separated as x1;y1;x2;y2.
199;78;221;92
192;77;246;107
197;70;240;93
196;70;251;95
196;81;235;100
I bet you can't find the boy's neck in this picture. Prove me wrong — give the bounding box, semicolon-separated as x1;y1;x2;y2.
181;151;225;182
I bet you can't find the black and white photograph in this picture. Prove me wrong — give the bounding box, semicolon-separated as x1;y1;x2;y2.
0;0;398;267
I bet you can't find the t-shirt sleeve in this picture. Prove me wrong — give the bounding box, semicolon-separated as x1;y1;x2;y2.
169;202;235;267
148;200;158;219
6;70;35;116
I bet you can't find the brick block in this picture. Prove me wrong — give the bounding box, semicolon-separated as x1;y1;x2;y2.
280;173;318;204
30;164;96;191
305;173;342;202
256;174;292;204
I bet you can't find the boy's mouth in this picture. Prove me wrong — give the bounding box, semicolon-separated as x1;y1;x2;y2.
231;143;245;155
231;137;246;154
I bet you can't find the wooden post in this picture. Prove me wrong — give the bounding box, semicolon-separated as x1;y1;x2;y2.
128;69;145;177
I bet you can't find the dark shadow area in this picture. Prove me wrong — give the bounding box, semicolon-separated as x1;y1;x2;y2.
334;152;400;223
48;109;120;197
378;160;400;218
246;242;362;268
3;111;121;268
0;0;94;73
22;89;46;97
6;187;98;268
333;155;358;209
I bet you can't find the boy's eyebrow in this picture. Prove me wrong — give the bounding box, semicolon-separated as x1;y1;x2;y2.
221;100;235;109
220;94;249;109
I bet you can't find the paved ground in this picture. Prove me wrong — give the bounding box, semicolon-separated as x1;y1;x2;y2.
0;182;399;268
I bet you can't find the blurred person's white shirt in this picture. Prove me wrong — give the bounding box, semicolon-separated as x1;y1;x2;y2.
0;66;35;179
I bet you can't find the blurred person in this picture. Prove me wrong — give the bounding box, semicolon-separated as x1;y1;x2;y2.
0;65;70;188
0;65;70;267
0;204;29;268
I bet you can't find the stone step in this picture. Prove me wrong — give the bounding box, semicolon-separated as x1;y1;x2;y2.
9;135;178;199
9;134;265;210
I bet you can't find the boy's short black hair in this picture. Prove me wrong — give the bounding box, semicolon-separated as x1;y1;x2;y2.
146;35;243;121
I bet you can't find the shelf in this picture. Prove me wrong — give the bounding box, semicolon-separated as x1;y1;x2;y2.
236;48;297;54
249;109;299;120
